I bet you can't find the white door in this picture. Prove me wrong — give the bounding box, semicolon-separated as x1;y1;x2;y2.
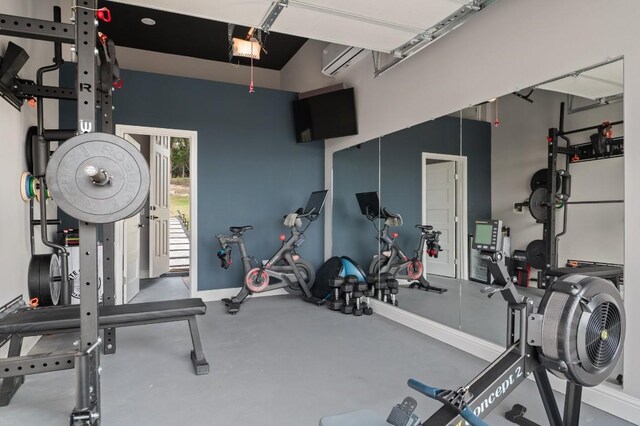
123;212;141;302
149;135;171;277
424;161;457;278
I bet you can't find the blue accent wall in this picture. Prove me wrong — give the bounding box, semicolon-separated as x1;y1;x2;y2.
332;138;380;268
60;66;324;291
380;116;492;252
332;116;491;266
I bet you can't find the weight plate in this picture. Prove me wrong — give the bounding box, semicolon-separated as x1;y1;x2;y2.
25;126;37;175
20;171;32;202
526;240;547;270
46;133;150;223
530;168;562;192
28;254;61;306
528;187;549;222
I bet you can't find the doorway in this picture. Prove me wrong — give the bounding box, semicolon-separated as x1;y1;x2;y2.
114;125;198;304
421;153;467;279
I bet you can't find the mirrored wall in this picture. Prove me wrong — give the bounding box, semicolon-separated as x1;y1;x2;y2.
331;58;624;389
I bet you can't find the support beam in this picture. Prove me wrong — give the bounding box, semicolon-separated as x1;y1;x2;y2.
0;14;75;44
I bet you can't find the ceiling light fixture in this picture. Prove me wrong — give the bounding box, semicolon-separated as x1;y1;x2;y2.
141;17;156;26
232;38;261;60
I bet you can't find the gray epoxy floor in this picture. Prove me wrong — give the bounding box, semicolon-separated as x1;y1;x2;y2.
130;275;190;303
0;292;631;425
396;275;543;345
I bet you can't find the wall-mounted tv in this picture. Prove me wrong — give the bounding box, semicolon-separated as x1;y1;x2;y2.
292;88;358;143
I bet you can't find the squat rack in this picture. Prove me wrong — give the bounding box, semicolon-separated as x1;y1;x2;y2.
542;101;624;287
0;1;106;423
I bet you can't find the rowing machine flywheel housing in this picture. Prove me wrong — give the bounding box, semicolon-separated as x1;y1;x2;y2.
536;275;625;387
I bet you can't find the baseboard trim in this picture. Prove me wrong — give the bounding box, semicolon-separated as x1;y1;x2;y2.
371;299;640;424
194;287;288;303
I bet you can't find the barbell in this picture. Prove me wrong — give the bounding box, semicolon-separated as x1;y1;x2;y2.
526;187;622;223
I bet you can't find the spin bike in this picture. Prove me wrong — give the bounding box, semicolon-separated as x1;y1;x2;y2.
217;190;328;314
356;192;446;294
321;219;625;426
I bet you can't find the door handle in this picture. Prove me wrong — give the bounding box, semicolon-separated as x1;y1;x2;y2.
147;215;158;220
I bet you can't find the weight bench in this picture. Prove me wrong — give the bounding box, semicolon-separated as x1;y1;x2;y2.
546;266;623;289
0;298;209;406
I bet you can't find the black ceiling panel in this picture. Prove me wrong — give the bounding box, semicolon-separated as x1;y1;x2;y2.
97;1;307;70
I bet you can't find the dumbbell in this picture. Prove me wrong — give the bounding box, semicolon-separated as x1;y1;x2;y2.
352;290;364;316
362;289;375;315
328;276;344;311
368;273;391;300
352;280;368;316
340;275;357;314
386;279;399;307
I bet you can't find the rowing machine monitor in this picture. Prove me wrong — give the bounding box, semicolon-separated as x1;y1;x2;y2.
474;220;517;301
472;219;502;253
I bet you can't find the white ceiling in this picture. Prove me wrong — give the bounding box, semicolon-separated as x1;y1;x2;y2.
112;0;473;52
539;60;624;100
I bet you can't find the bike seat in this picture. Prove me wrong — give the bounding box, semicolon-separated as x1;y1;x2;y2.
415;224;434;232
230;225;253;235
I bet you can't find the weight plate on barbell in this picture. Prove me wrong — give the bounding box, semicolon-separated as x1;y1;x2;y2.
46;132;150;223
528;187;549;222
526;240;547;270
28;253;61;306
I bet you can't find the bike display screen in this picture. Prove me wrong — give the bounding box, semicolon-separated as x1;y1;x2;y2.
304;190;328;216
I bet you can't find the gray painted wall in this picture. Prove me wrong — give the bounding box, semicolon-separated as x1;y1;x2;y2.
60;66;325;291
332;116;491;266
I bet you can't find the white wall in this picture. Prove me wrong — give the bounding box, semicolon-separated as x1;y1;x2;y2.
320;0;640;405
280;39;335;93
0;0;62;307
491;89;624;270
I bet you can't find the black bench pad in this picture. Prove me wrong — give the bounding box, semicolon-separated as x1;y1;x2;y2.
547;266;623;278
0;298;206;335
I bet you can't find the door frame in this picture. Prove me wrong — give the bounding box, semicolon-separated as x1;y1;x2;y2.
421;152;468;280
115;125;198;300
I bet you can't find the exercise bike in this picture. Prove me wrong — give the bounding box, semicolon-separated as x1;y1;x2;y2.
356;192;446;294
321;219;625;426
217;190;328;314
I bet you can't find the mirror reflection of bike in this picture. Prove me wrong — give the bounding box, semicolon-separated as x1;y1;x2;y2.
355;192;447;294
216;190;329;314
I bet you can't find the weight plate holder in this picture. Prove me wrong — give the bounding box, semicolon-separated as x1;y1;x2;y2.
46;133;150;224
528;187;549;223
28;253;61;306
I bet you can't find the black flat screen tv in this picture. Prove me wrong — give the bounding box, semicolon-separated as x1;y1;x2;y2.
292;88;358;143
